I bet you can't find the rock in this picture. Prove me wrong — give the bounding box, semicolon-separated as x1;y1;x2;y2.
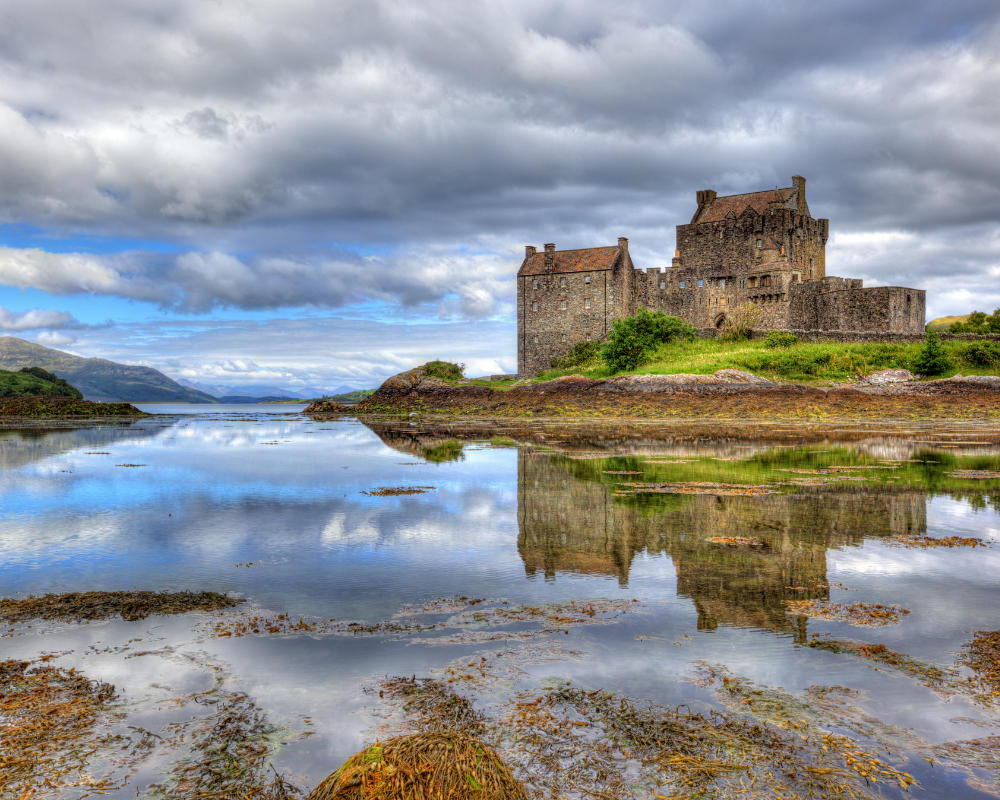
303;400;352;413
859;369;915;385
712;369;773;385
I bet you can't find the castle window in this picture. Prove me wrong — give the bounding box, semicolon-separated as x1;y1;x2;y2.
698;279;704;287
585;298;591;309
762;275;772;287
659;281;666;290
534;336;539;343
532;279;538;289
756;239;762;248
791;273;799;282
719;278;726;288
679;281;685;288
559;277;567;288
561;334;567;342
585;275;591;284
560;300;567;310
532;301;538;311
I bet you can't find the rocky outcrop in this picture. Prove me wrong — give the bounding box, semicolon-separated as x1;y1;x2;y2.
303;400;352;413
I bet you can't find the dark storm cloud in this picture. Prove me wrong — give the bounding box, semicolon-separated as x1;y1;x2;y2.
0;0;997;320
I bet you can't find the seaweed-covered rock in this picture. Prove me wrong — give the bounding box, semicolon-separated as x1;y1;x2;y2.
304;400;353;413
308;732;527;800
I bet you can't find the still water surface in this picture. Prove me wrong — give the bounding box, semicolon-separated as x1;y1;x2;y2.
3;411;1000;798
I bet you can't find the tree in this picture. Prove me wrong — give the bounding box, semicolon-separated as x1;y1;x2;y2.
912;330;951;376
601;309;696;373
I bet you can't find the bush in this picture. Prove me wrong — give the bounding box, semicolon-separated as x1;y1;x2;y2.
421;360;465;382
964;341;1000;368
601;309;697;373
719;303;762;342
763;330;799;349
911;330;951;376
550;340;601;371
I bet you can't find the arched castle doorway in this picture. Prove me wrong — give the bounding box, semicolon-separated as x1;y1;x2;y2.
714;314;726;329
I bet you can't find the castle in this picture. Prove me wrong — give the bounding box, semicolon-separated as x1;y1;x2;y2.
517;175;926;375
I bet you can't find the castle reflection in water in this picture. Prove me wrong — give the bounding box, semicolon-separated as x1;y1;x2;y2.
516;450;925;641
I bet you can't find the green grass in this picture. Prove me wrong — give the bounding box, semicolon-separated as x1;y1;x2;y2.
533;338;1000;384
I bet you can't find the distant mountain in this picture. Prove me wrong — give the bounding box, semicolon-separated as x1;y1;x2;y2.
176;379;308;398
0;338;219;403
218;395;297;404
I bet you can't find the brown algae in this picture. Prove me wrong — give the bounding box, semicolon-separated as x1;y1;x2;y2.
0;590;242;623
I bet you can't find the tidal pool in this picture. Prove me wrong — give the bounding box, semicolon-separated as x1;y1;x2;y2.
2;412;1000;799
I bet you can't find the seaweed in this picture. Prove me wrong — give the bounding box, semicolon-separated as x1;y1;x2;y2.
307;732;527;800
0;659;121;797
785;600;910;627
0;590;242;623
146;689;303;800
362;486;436;497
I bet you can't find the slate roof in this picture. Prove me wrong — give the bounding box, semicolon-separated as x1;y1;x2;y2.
518;246;621;276
693;187;796;224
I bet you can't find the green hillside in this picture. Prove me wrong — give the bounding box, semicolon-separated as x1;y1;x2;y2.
0;338;220;403
927;314;970;330
0;367;83;399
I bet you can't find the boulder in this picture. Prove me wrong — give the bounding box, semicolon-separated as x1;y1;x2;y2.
859;369;915;385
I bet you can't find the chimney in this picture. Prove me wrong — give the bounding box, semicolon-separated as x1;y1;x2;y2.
525;245;536;258
544;243;555;273
792;175;808;214
696;189;717;206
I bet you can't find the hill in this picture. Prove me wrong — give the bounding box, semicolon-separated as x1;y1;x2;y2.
0;367;84;399
0;338;219;403
927;314;970;330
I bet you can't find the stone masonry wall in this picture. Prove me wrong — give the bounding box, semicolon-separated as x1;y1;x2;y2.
816;287;926;334
518;269;613;376
675;207;828;283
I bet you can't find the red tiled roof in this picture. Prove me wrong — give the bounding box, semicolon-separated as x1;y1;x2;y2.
694;187;796;224
518;246;620;276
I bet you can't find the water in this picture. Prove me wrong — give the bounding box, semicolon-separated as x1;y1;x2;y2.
2;412;1000;798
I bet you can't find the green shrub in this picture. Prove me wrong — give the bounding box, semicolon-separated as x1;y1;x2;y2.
421;360;465;382
550;340;601;371
911;331;951;376
601;309;696;373
963;341;1000;368
763;330;799;349
719;303;762;342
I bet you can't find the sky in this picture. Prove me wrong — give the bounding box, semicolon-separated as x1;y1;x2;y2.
0;0;998;391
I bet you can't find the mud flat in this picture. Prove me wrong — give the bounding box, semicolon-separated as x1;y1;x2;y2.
307;367;1000;421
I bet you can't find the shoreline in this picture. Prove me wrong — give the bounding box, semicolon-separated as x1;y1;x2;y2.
305;369;1000;421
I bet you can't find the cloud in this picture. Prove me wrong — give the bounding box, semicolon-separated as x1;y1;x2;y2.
0;244;517;317
0;0;997;322
0;306;79;331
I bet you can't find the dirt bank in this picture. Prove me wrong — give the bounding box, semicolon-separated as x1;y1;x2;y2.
323;368;1000;421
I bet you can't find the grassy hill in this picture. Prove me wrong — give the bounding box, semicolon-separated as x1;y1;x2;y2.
927;314;970;330
0;367;83;399
0;338;220;403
